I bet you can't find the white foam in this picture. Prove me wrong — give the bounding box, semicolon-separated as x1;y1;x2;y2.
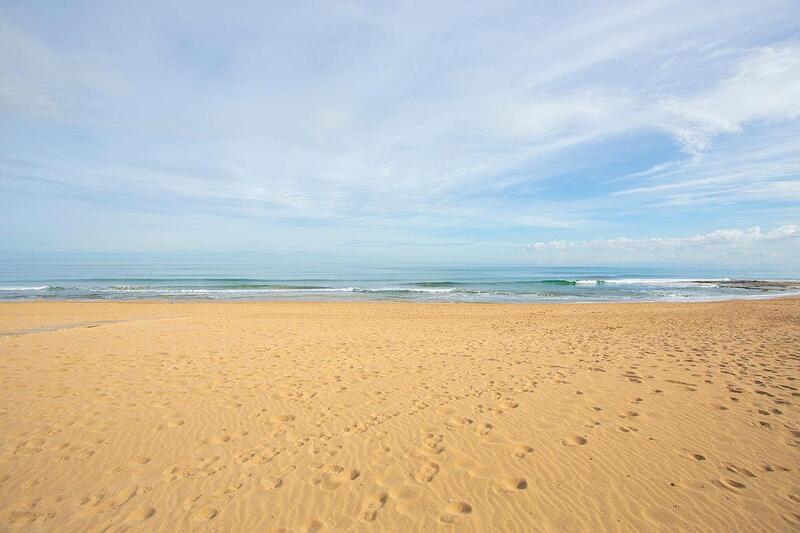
576;278;730;285
101;287;359;293
99;286;457;294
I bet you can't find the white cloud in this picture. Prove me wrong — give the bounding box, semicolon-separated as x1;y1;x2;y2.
649;46;800;153
527;225;800;265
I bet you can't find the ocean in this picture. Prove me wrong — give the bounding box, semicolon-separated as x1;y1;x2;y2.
1;255;798;303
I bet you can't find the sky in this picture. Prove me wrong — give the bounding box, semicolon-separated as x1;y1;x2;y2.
1;0;799;268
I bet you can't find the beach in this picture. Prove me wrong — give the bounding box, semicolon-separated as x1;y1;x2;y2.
0;299;798;532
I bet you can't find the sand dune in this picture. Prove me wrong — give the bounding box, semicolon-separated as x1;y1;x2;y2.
0;299;799;531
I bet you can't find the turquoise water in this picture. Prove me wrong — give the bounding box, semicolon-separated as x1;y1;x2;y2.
1;255;798;302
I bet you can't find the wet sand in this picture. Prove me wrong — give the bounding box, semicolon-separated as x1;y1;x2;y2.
1;299;799;532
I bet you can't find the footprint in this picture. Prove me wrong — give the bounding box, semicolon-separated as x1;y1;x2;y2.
713;478;746;492
500;400;519;410
194;507;218;521
124;507;156;526
562;435;588;446
420;433;444;454
204;434;231;445
493;477;528;493
477;422;493;436
269;414;296;423
237;445;274;464
513;444;534;458
445;417;474;429
440;501;472;523
260;464;296;490
312;464;359;491
361;492;388;522
724;463;756;478
164;456;223;481
414;462;440;483
157;418;184;430
78;485;147;516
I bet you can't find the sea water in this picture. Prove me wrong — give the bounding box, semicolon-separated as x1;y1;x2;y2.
1;253;798;303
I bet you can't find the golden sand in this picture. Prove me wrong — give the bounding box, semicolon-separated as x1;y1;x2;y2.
0;299;799;532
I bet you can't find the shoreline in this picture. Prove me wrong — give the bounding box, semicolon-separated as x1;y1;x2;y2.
2;290;800;306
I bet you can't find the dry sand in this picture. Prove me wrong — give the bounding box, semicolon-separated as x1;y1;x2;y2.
0;299;799;532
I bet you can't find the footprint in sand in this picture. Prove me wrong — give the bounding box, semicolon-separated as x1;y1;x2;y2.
513;444;534;458
203;430;248;445
269;414;296;424
724;463;757;478
420;433;445;454
413;461;440;483
78;485;147;516
713;478;747;492
499;399;519;410
157;418;184;430
312;464;360;491
493;477;528;493
361;492;389;522
562;435;588;446
124;507;156;526
440;501;472;524
763;464;790;472
236;445;281;465
444;417;474;429
164;455;224;481
194;507;218;521
261;464;297;490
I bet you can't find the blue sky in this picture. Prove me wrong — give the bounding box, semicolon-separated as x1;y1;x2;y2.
1;0;799;267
